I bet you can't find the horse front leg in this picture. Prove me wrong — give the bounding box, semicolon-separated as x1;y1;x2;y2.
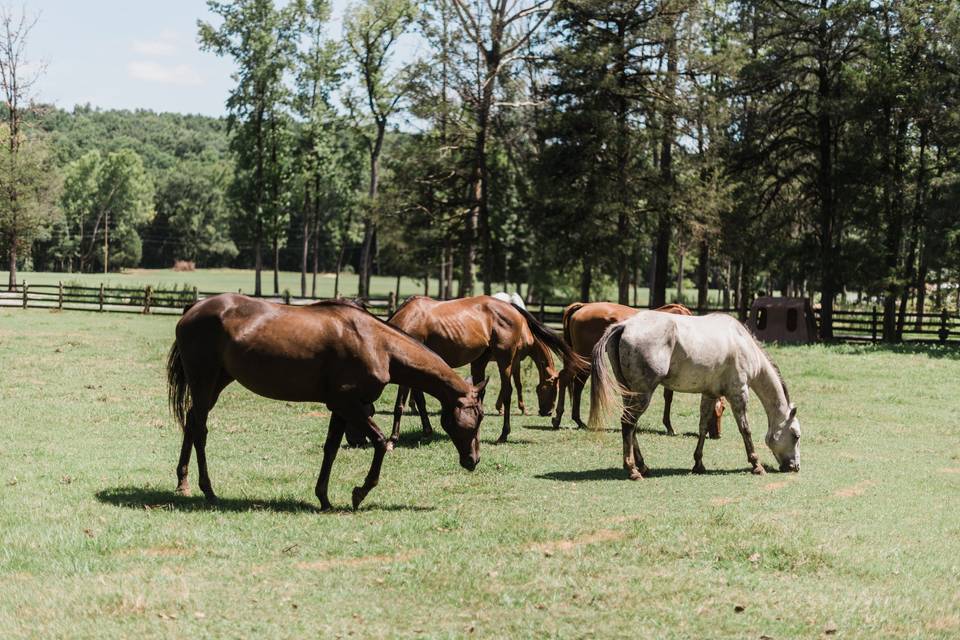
730;390;765;475
692;395;719;474
315;413;346;510
334;403;391;510
186;407;216;503
709;398;724;439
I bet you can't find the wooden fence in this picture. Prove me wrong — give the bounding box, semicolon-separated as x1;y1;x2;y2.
2;281;958;345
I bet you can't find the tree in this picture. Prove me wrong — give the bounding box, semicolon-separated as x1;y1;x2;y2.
58;149;154;272
155;161;238;266
0;7;49;290
343;0;416;298
450;0;551;296
199;0;300;296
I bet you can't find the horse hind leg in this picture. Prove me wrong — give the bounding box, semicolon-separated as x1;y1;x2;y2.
621;393;652;480
570;373;587;430
692;394;720;474
661;388;676;436
180;368;230;502
389;386;411;450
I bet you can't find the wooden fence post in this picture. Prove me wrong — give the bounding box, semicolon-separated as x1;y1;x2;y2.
58;281;63;310
283;289;291;305
939;309;949;344
871;306;878;344
193;286;199;303
539;299;546;323
99;283;104;312
144;285;152;314
21;281;27;309
388;291;396;316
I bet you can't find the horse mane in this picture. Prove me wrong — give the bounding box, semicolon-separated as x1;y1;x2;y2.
744;327;790;404
387;294;430;322
309;298;369;312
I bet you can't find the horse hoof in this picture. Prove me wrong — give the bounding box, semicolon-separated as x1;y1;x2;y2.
351;487;366;510
319;500;333;512
551;421;561;430
385;440;395;452
203;493;218;504
628;470;643;480
692;463;706;475
174;485;191;497
751;465;766;476
495;435;509;444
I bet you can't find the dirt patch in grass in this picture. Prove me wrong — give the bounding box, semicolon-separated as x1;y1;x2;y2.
711;496;738;506
296;550;420;571
938;468;960;474
118;545;194;558
834;481;875;498
528;529;625;555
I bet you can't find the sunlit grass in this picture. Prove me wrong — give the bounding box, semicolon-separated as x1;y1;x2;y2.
2;309;960;638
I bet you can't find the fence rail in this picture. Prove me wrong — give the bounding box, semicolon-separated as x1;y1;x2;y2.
2;280;958;345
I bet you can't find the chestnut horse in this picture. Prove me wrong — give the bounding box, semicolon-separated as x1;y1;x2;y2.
166;294;486;510
553;302;724;436
389;295;582;444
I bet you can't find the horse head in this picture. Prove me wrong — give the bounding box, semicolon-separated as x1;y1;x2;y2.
536;373;559;417
766;405;801;472
441;379;487;471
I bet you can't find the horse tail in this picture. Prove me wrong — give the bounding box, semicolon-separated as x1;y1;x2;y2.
166;341;190;431
511;303;588;374
588;322;632;430
561;302;586;347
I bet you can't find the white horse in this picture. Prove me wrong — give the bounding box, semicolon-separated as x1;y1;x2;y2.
588;311;800;479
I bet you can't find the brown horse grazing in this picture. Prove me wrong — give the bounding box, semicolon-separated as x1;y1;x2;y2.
388;295;582;444
166;294;486;510
553;302;724;436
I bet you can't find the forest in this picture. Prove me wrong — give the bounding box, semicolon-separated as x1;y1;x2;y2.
0;0;959;341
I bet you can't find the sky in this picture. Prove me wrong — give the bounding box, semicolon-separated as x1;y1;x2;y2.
26;0;373;117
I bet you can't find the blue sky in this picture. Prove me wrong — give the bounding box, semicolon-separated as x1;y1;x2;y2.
28;0;371;117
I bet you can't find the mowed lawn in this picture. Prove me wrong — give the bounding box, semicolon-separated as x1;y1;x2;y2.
2;309;960;639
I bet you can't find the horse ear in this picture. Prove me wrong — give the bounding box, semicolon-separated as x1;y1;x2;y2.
789;405;797;419
473;379;488;394
464;375;474;385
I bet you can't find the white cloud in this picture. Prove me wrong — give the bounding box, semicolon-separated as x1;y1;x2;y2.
131;30;180;57
127;61;203;86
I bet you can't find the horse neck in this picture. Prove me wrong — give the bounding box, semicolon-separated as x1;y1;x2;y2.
387;337;468;407
529;338;557;381
748;347;791;430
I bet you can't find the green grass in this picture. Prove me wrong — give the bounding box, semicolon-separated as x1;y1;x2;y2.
3;268;733;307
3;309;960;638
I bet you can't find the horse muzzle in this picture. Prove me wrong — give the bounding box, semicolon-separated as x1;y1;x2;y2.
460;456;478;472
780;462;800;472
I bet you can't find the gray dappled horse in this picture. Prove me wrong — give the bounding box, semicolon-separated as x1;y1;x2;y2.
588;311;801;479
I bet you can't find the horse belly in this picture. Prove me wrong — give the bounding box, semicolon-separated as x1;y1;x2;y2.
661;365;722;395
222;345;329;403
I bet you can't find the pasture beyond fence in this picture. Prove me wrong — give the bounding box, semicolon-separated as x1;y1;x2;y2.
2;280;958;345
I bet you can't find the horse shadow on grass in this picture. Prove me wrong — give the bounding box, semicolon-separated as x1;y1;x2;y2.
536;466;748;482
95;487;434;514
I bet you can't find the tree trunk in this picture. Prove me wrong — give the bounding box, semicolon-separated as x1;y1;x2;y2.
360;123;386;299
815;6;836;340
675;234;685;304
722;259;731;309
7;238;16;291
580;253;592;302
254;219;263;297
652;28;677;310
697;238;709;312
334;241;345;298
273;235;280;295
300;194;310;298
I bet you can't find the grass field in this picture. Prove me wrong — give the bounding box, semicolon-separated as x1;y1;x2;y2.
3;308;960;638
2;268;732;308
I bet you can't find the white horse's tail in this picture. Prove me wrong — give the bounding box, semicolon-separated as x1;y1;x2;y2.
588;322;632;430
